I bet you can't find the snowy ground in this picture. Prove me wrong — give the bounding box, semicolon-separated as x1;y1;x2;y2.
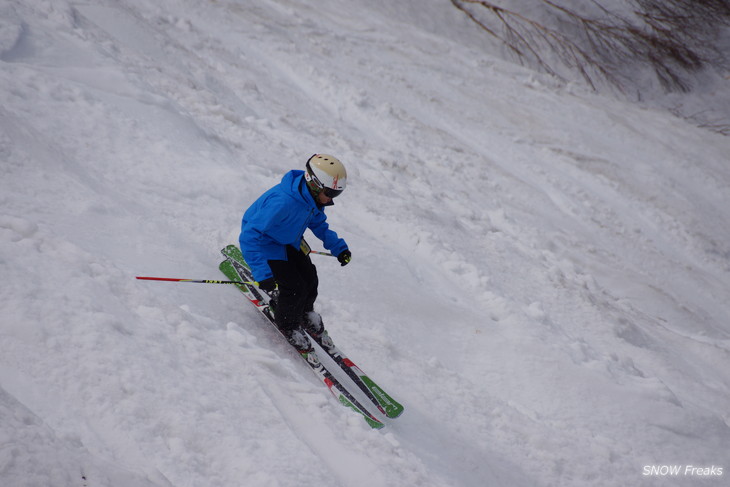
1;0;729;486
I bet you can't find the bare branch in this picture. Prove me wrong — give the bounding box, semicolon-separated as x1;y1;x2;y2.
451;0;730;93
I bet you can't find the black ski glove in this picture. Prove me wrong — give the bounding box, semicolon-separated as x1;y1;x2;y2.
337;249;352;267
257;277;277;293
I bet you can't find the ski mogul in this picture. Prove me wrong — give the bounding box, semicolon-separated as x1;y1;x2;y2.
239;154;352;352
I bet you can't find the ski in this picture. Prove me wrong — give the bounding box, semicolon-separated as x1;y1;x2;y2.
313;339;404;418
221;244;404;419
219;257;384;429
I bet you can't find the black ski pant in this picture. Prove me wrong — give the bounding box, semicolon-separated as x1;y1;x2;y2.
268;245;318;332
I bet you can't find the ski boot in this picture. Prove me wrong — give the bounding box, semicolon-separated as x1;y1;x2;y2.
266;289;279;312
282;327;319;366
303;311;335;352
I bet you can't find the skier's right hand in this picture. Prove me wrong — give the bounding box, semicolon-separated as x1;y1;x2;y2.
257;277;277;293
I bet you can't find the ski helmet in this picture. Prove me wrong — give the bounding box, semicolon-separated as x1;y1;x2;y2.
305;154;347;198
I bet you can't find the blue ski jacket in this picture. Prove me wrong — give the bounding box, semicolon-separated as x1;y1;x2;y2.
239;170;348;282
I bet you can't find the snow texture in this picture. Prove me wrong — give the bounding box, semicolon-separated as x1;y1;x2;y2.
1;0;729;486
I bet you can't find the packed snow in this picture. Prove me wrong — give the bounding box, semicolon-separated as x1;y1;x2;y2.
1;0;729;486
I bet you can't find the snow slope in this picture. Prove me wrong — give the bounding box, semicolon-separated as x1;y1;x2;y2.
1;0;729;486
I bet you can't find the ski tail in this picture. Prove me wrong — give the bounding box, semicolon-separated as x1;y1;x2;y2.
322;373;385;429
340;356;404;418
309;335;404;418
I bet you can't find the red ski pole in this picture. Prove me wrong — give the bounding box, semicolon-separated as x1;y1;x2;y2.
136;276;258;286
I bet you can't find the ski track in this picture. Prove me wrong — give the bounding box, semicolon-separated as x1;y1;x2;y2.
1;0;729;486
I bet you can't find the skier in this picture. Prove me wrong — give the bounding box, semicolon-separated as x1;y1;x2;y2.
239;154;352;353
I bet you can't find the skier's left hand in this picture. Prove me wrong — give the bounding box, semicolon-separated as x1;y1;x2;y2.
337;249;352;266
257;277;277;293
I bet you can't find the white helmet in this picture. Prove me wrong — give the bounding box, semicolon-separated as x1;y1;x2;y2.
305;154;347;198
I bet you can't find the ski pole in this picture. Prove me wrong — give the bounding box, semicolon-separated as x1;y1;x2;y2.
309;250;334;257
301;239;334;257
136;276;258;286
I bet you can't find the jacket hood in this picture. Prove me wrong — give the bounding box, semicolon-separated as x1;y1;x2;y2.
281;170;332;207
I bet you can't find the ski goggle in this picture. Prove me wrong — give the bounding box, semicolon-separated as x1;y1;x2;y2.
306;162;343;198
322;187;343;198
